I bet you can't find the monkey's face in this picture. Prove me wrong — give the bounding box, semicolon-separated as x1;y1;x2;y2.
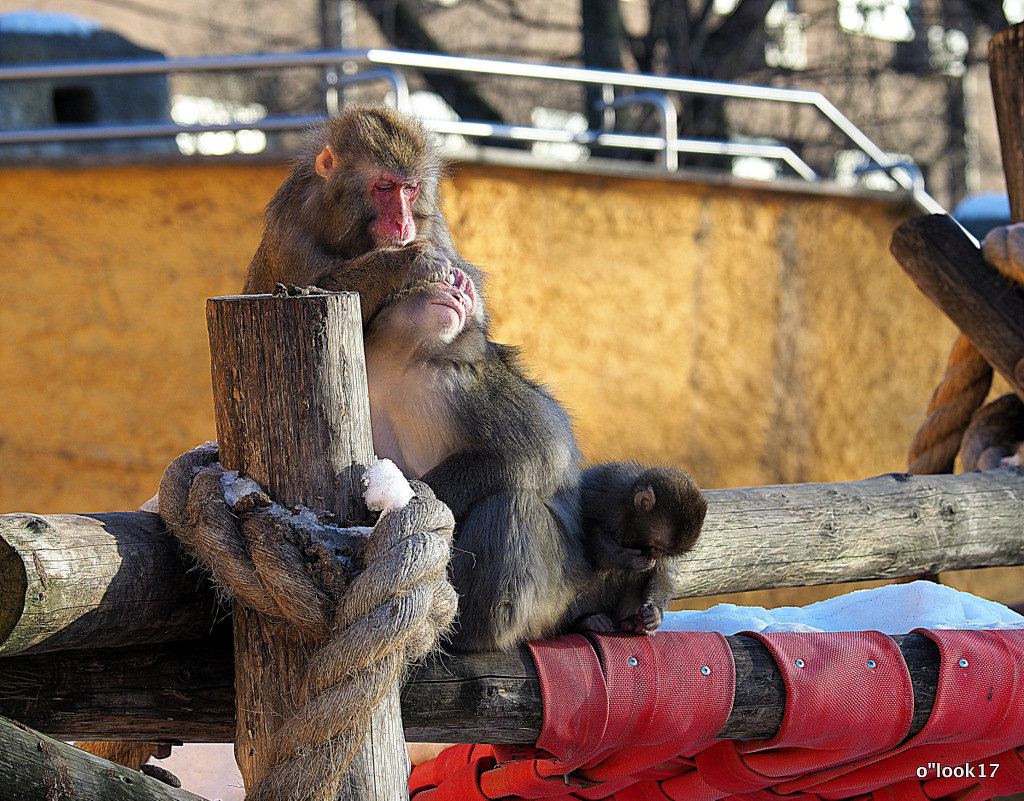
367;169;422;247
372;267;479;354
617;471;708;568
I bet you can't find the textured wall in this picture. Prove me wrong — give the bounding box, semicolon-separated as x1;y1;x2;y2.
1;160;1017;604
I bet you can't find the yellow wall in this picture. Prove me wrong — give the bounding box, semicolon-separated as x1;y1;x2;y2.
1;159;1017;605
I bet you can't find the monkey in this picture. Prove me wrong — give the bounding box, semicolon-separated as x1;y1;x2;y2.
567;463;707;635
243;106;586;650
243;105;482;330
75;741;180;786
361;265;588;650
241;105;708;652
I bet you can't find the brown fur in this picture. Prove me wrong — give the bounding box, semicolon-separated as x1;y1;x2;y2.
569;463;707;635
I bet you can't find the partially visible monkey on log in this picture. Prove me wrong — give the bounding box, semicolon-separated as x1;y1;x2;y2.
568;463;706;635
242;105;706;651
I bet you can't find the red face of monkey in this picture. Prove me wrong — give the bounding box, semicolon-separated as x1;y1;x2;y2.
368;170;421;247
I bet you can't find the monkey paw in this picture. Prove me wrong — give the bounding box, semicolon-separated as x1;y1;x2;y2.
621;602;663;635
410;243;453;284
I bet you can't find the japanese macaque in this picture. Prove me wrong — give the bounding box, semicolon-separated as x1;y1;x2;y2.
243;106;586;651
241;105;708;651
243;105;481;327
74;742;179;786
568;463;707;635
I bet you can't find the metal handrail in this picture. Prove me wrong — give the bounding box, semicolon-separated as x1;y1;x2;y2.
0;47;944;212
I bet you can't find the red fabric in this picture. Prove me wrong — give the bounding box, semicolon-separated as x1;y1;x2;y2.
408;630;1024;801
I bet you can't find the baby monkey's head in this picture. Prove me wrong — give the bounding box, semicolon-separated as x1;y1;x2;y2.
616;467;707;571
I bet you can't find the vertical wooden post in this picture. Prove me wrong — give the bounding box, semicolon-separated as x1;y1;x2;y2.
989;22;1024;222
206;292;410;800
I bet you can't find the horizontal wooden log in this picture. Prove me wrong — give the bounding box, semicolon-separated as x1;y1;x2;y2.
3;467;1023;659
0;715;209;801
890;213;1024;398
0;512;217;657
0;630;941;743
671;466;1024;598
0;629;235;742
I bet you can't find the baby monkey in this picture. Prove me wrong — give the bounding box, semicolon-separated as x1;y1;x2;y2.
568;463;707;635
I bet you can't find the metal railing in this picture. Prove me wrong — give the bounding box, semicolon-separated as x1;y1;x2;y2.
0;48;944;213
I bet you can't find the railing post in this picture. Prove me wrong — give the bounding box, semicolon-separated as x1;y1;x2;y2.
206;291;409;800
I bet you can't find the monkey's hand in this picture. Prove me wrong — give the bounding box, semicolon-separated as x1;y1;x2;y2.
621;601;663;635
392;242;452;286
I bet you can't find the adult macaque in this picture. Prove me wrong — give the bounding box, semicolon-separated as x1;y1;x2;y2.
569;463;707;635
243;105;480;329
242;106;707;651
243;106;586;650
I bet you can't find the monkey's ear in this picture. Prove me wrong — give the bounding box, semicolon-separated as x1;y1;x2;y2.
634;486;656;511
315;145;338;178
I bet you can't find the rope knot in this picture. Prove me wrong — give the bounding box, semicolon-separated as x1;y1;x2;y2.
157;443;458;801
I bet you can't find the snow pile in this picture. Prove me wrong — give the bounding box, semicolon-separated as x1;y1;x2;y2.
363;458;414;512
221;471;265;508
0;10;100;35
663;581;1024;634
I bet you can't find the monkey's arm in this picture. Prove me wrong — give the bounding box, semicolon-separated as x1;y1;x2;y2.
620;562;671;635
315;243;452;324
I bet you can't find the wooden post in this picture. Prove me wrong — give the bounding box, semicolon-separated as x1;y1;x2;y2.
890;215;1024;400
206;292;409;800
989;22;1024;221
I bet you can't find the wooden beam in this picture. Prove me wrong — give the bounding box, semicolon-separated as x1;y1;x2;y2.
0;715;209;801
989;22;1024;221
4;466;1024;661
670;465;1024;597
0;630;235;742
890;214;1024;399
207;291;408;799
0;633;942;743
0;511;217;657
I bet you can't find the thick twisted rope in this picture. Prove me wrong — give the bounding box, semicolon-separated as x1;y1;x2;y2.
907;334;993;475
158;443;458;801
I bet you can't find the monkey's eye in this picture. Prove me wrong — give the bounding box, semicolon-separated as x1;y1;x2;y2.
402;182;420;200
373;182;396;194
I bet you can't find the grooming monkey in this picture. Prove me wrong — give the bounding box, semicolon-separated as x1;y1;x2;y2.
568;463;706;635
244;106;706;650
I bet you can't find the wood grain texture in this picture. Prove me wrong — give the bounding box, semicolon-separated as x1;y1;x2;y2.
3;466;1023;660
890;215;1024;401
0;512;217;657
989;22;1024;222
0;632;234;742
207;292;409;800
0;715;209;801
670;465;1024;599
0;633;944;743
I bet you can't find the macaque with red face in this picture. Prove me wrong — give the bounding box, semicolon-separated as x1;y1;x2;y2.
243;107;708;651
243;106;482;328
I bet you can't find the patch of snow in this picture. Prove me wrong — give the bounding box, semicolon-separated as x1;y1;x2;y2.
363;458;414;512
663;581;1024;634
219;470;266;508
0;10;100;36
